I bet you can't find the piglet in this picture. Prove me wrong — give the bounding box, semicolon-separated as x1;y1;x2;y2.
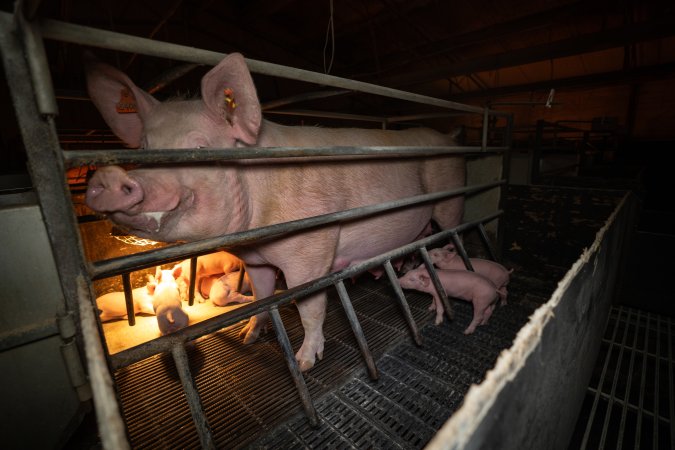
174;251;243;302
96;286;155;322
398;266;499;334
428;244;512;305
200;271;253;306
148;266;189;335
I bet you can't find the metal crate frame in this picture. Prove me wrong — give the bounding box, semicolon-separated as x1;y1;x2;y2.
0;4;512;448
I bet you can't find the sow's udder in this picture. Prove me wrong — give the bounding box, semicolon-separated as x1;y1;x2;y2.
85;166;187;235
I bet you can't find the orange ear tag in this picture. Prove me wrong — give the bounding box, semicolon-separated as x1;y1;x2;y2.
116;88;137;114
223;88;237;112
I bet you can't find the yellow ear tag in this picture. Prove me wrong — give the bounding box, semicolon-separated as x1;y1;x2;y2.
223;88;237;112
116;88;137;114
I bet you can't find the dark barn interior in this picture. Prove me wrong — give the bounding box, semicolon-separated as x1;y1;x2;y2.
1;1;674;449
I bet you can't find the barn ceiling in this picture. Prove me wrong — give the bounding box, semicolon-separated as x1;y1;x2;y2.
5;0;675;139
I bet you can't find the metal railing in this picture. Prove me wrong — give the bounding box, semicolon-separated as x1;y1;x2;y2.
1;5;512;448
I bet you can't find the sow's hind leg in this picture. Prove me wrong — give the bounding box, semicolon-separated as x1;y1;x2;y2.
423;155;466;231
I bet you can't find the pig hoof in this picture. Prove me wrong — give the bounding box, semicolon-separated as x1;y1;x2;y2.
298;359;315;372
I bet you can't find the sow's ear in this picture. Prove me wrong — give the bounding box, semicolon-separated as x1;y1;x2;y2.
201;53;262;145
84;52;159;148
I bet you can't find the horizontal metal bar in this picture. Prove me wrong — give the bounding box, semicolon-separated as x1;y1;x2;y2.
90;180;505;279
63;145;506;167
261;90;348;110
109;210;501;369
264;109;387;123
32;13;498;115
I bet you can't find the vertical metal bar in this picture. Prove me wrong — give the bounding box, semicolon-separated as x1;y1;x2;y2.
235;263;245;292
188;256;197;306
171;343;216;450
418;247;454;321
334;280;379;380
580;306;623;449
476;223;497;262
532;119;544;183
634;311;650;449
617;307;640;450
122;273;136;326
481;107;489;151
15;8;59;116
653;315;661;449
599;308;633;449
384;260;422;346
450;232;475;272
668;316;674;450
268;307;319;427
0;14;128;449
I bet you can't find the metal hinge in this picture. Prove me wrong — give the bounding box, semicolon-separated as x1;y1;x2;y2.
57;311;93;402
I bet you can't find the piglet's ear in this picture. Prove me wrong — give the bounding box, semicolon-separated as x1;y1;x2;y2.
172;264;182;279
84;52;159;148
201;53;262;145
418;273;431;288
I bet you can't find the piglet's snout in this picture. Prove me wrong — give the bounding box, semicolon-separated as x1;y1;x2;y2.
86;166;144;213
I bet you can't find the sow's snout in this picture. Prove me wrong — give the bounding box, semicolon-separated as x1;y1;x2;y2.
85;166;144;213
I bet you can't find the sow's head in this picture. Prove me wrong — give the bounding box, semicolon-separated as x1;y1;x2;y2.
83;53;259;241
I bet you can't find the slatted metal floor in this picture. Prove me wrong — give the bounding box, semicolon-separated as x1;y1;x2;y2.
568;305;674;450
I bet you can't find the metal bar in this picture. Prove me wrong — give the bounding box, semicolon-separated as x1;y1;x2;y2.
669;316;675;450
481;107;489;151
418;247;454;321
0;14;129;449
384;260;422;346
63;145;506;167
653;315;661;449
109;211;502;369
261;90;348;110
34;14;495;115
188;257;197;306
264;109;387;123
634;311;650;449
91;181;504;280
268;307;319;427
617;306;640;450
334;280;379;380
235;265;245;293
450;232;475;272
477;223;497;262
170;343;216;449
122;273;135;326
598;308;633;449
14;8;58;116
580;307;624;450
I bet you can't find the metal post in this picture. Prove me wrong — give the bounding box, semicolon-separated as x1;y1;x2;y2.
171;343;216;450
122;273;136;326
384;260;422;346
450;232;475;271
334;280;379;380
418;247;454;321
0;12;128;449
268;307;319;427
188;256;197;306
476;223;498;262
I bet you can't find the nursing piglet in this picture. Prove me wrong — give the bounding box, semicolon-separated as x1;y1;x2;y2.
398;267;499;334
200;271;253;306
148;266;189;335
428;244;512;305
174;251;243;302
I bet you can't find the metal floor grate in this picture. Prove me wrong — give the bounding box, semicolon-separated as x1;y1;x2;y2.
568;305;675;450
